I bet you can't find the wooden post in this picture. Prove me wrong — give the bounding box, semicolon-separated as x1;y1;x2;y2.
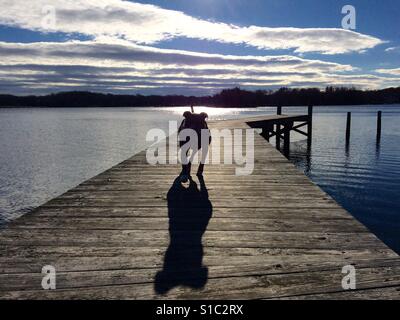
346;112;351;144
377;111;382;142
276;106;282;149
262;127;270;142
307;105;313;148
283;122;292;157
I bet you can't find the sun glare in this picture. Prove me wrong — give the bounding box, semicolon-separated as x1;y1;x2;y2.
167;106;240;119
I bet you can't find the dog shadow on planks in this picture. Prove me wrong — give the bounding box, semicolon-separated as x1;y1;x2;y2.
154;175;213;294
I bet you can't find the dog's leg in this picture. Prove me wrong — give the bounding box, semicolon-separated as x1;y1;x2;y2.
197;141;209;176
197;163;204;176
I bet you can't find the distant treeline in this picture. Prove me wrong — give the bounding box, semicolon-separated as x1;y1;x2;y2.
1;86;400;108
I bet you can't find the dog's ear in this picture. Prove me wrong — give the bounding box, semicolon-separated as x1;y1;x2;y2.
200;112;208;120
183;111;192;118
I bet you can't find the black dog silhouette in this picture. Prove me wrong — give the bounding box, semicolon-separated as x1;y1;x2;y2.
178;111;211;178
154;176;213;294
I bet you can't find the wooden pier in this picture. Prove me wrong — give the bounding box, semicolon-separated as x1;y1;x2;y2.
0;113;400;299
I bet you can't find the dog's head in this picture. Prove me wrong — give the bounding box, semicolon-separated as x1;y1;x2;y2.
182;111;208;129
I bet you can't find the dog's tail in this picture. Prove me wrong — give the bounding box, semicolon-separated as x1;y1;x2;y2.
190;105;194;113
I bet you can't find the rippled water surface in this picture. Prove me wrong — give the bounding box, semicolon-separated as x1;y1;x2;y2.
0;106;399;252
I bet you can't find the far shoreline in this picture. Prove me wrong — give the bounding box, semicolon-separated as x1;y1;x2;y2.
1;87;400;108
1;104;400;109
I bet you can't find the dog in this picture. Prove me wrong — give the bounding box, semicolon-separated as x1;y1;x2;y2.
178;110;211;182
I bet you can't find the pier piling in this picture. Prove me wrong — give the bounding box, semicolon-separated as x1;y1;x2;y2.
346;112;351;144
307;105;313;149
377;111;382;142
276;106;282;149
283;122;293;156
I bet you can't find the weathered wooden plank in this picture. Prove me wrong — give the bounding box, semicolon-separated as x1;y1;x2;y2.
42;198;338;208
0;229;385;249
0;249;397;275
24;207;355;219
10;217;369;233
279;286;400;300
59;189;332;199
1;265;400;299
2;259;400;292
70;184;320;192
2;246;394;261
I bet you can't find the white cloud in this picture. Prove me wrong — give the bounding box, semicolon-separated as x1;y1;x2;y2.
385;46;400;53
375;68;400;75
0;40;356;72
0;0;384;54
0;40;398;95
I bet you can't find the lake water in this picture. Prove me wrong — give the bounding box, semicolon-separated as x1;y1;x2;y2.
1;106;399;253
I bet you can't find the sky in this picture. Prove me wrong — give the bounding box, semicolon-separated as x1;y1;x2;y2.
0;0;399;96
